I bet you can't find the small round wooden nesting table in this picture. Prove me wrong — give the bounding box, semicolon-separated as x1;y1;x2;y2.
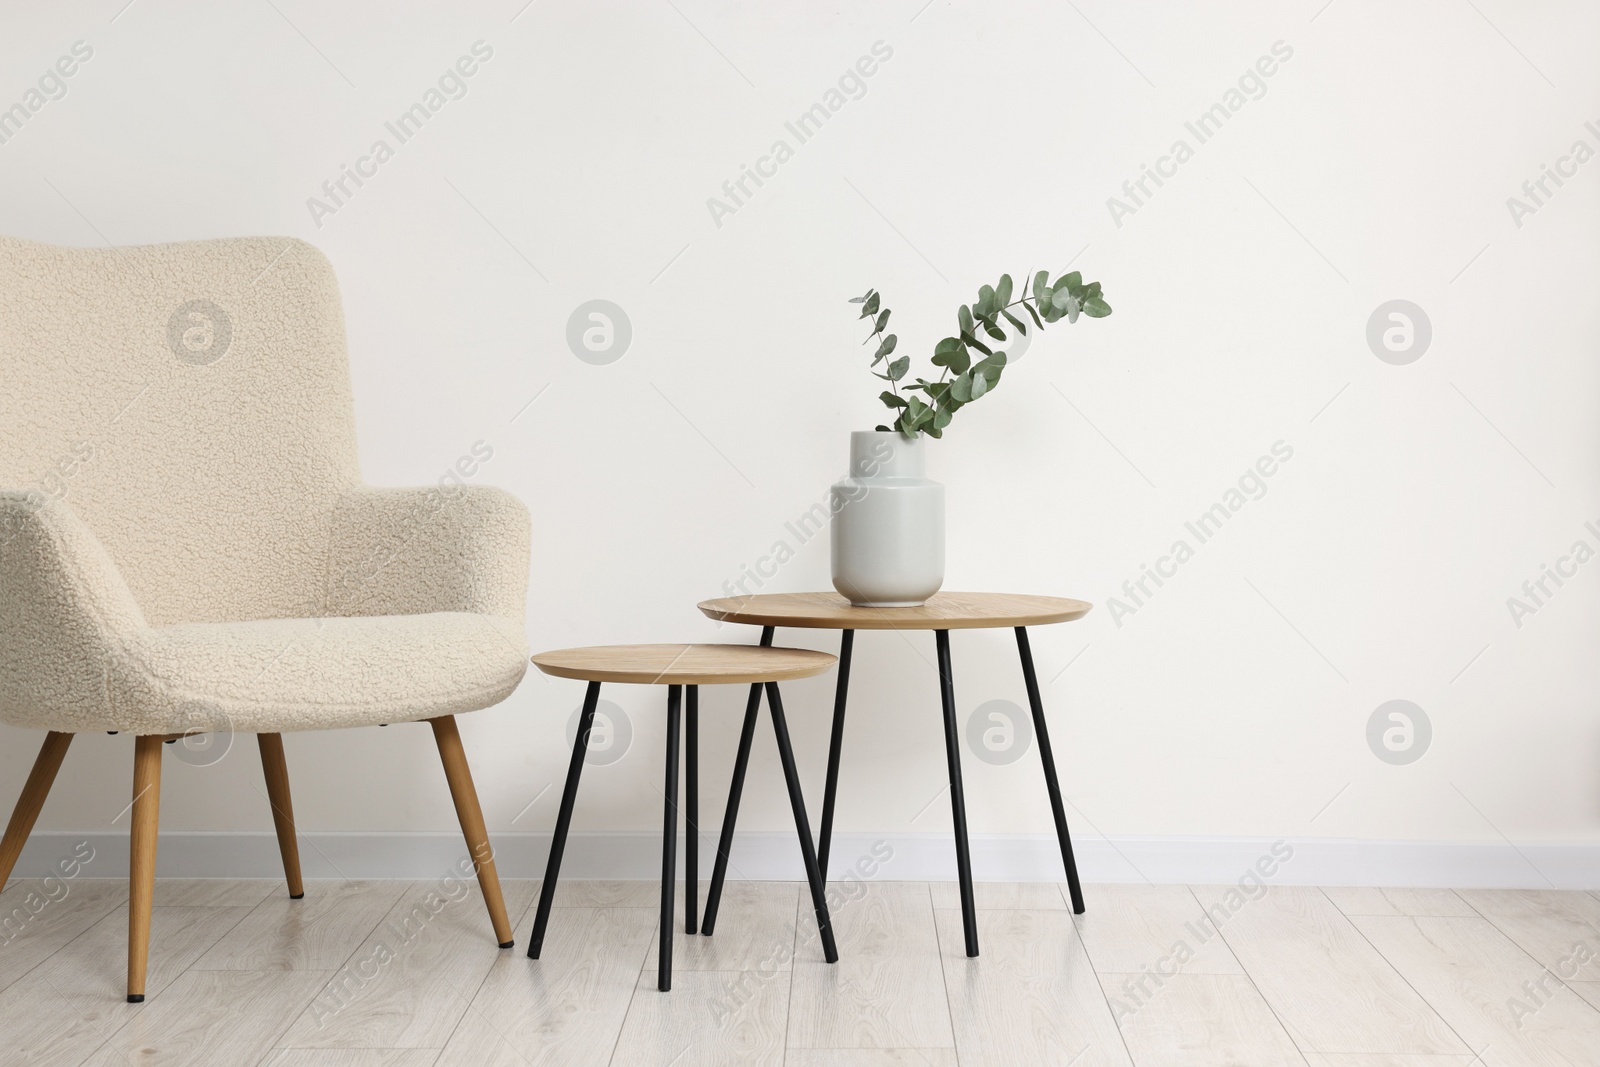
696;592;1093;959
526;643;839;991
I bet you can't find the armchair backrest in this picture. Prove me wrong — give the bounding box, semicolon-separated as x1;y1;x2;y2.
0;236;361;626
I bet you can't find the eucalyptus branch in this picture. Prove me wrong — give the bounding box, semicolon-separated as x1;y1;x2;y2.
848;267;1112;439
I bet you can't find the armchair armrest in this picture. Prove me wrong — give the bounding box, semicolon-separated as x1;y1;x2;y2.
325;484;531;620
0;491;148;729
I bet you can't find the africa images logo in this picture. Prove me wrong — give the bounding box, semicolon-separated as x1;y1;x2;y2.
306;41;495;228
0;40;94;147
167;300;233;365
705;40;894;229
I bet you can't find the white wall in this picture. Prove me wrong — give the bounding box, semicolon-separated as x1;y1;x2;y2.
3;1;1598;883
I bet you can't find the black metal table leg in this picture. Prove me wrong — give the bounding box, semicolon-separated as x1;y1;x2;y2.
1016;627;1085;914
816;629;854;882
659;684;682;991
685;684;699;935
528;680;601;959
765;682;839;963
702;625;773;936
936;630;979;957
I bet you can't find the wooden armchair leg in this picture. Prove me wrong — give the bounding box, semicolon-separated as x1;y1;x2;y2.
428;716;514;948
0;732;73;888
128;735;163;1003
257;734;305;898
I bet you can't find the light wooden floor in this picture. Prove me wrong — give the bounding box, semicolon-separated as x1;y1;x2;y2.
2;877;1599;1065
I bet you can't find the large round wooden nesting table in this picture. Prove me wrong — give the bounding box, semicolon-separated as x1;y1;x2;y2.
696;592;1093;958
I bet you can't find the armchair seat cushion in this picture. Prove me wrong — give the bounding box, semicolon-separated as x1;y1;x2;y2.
110;612;528;735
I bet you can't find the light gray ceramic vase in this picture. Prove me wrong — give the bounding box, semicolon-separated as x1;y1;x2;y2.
830;430;944;607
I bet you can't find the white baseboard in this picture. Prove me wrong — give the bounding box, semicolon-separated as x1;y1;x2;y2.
10;831;1599;889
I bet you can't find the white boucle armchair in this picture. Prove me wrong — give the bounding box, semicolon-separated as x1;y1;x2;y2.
0;235;530;1001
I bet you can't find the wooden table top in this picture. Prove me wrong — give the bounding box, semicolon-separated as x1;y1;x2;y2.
531;644;837;685
697;591;1093;630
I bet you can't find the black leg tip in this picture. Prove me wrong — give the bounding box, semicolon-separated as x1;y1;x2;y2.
527;945;541;960
289;893;305;900
127;994;144;1003
498;939;515;949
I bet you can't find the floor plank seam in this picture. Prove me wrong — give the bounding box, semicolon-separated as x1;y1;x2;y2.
928;881;963;1067
602;906;658;1067
0;894;125;997
1203;883;1324;1062
1218;884;1319;1063
248;881;411;1067
1454;889;1600;1023
429;885;544;1061
1325;886;1484;1058
47;885;264;1067
783;883;801;1066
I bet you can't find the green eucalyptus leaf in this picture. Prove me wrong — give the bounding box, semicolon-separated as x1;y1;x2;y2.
874;309;890;332
1024;302;1044;329
950;372;974;402
860;293;880;318
875;334;898;360
880;390;907;408
1002;308;1027;335
933;338;971;374
1054;271;1081;293
984;321;1006;342
933;408;952;429
973;352;1004;385
1033;270;1049;303
961;331;994;357
887;355;910;381
958;305;973;336
924;424;942;438
996;274;1013;306
969;370;989;399
1083;296;1112;317
977;284;995;318
875;424;891;432
1052;290;1081;318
